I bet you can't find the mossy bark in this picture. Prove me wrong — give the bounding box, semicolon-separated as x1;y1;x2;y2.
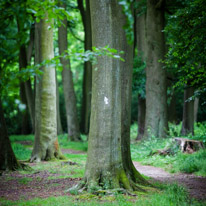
30;15;63;162
78;0;147;192
58;6;81;141
144;0;168;138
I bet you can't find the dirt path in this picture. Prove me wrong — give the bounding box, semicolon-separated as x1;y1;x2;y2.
134;161;206;200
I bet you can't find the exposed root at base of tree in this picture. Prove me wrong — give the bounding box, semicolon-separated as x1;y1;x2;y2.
67;173;152;197
0;160;31;172
30;152;66;163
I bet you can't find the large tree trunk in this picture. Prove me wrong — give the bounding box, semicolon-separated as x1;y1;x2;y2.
58;6;81;141
0;99;22;170
78;0;92;135
30;15;63;162
120;27;147;186
181;86;195;135
144;0;168;138
80;0;146;192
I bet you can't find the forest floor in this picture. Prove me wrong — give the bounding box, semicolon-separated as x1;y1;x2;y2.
133;162;206;200
0;149;206;202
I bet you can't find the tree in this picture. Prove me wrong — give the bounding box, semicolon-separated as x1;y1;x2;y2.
77;0;92;135
0;99;23;170
76;0;147;192
144;0;168;138
17;22;35;134
58;4;81;141
56;70;63;134
30;14;63;162
181;86;195;135
135;0;147;140
165;0;206;98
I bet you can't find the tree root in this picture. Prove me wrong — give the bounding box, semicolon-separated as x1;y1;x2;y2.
67;171;149;197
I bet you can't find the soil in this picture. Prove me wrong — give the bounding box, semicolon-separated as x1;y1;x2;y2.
0;149;206;202
134;162;206;200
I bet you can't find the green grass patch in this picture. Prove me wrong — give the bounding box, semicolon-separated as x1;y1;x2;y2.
18;177;33;185
58;134;88;151
131;122;206;176
9;135;34;143
11;143;32;160
1;183;205;206
173;149;206;175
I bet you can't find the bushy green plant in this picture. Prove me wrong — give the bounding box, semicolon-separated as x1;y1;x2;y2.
168;122;182;137
176;150;206;175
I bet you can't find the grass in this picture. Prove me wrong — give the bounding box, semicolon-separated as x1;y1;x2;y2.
58;134;88;151
130;122;206;176
11;143;32;160
1;183;205;206
4;122;206;205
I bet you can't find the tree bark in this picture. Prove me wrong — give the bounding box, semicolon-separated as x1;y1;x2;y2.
144;0;168;138
58;6;81;141
0;99;21;170
80;0;146;192
30;15;63;162
18;23;35;133
194;97;199;122
78;0;92;135
135;4;147;140
20;82;31;134
137;96;146;140
56;70;63;134
168;89;177;124
181;86;195;135
25;25;35;133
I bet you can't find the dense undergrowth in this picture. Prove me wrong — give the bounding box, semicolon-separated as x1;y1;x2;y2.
4;122;206;205
130;122;206;176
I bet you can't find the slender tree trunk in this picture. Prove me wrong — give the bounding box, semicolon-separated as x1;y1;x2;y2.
0;99;22;170
80;0;146;191
144;0;168;138
18;23;35;133
78;0;92;135
56;70;63;134
135;4;147;140
20;82;31;134
137;96;146;140
30;15;63;162
168;90;177;124
19;45;31;134
25;25;35;133
58;7;81;141
181;86;195;135
194;98;199;122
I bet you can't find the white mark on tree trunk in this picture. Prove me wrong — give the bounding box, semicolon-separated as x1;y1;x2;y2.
104;96;109;105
